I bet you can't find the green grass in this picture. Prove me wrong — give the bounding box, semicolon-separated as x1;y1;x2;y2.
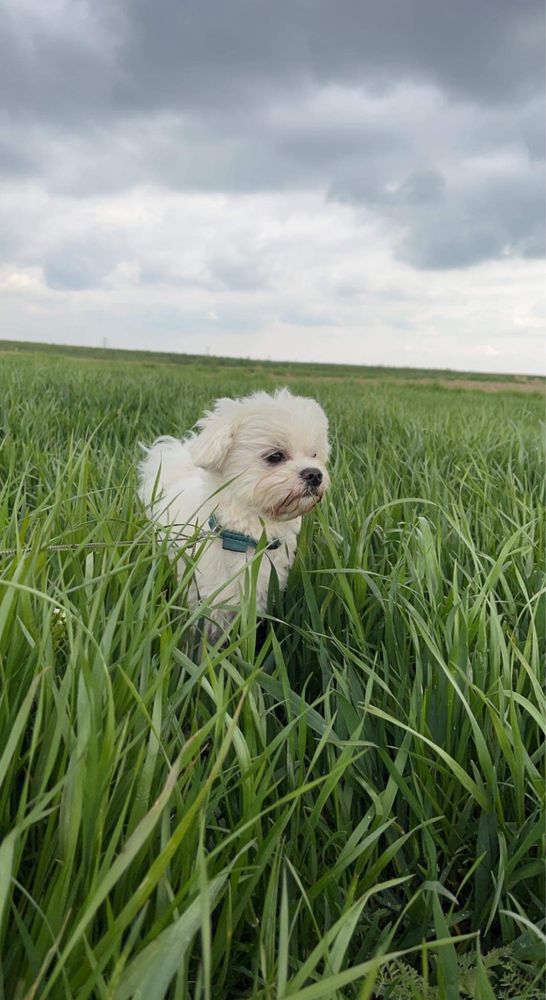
0;347;544;999
1;338;544;386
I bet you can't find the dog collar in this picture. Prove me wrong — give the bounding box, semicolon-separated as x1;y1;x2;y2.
208;513;281;553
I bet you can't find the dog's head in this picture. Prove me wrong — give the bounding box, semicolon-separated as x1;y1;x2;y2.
191;388;330;520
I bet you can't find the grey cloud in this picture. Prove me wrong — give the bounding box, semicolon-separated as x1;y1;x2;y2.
2;0;542;125
279;309;337;328
0;135;37;177
0;0;543;276
15;94;545;271
394;171;446;206
395;164;545;269
44;253;111;291
42;236;126;290
210;255;269;292
401;221;509;271
0;3;122;125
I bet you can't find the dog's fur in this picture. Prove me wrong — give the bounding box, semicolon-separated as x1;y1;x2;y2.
138;388;329;631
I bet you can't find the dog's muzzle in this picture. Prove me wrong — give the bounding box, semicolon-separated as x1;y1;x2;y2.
299;467;324;495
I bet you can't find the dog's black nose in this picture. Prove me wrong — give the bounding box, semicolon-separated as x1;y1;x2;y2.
300;467;323;488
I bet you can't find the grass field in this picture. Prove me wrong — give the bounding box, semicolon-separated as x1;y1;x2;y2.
0;344;544;999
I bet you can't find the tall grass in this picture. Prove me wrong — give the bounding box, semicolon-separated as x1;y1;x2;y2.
0;351;544;999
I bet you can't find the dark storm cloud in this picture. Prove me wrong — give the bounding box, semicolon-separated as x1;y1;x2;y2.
0;0;543;271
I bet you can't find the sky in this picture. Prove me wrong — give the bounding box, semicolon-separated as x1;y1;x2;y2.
0;0;544;374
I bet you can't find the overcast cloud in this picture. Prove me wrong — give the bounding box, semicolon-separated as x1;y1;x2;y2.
0;0;544;372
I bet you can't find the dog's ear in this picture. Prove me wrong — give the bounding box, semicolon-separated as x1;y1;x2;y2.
191;398;240;471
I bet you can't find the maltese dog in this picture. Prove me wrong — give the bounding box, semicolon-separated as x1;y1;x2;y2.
138;388;329;633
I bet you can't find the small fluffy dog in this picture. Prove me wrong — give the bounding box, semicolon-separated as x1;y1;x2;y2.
138;388;330;632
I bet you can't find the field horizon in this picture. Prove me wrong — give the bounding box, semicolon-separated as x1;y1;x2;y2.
0;337;544;391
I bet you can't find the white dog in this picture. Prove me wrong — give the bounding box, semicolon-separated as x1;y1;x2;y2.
138;388;330;633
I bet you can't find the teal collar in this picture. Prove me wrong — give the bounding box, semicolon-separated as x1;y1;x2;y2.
208;513;281;553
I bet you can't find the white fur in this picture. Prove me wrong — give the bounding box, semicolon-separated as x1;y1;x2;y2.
138;388;330;632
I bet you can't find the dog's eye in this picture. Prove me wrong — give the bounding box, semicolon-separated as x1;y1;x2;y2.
266;451;285;464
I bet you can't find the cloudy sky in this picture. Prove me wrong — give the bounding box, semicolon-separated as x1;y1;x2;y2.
1;0;544;373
